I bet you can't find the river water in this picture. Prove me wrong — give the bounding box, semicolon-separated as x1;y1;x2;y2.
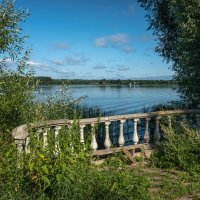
37;85;179;115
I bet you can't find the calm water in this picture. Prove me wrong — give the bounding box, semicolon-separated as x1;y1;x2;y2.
37;85;179;115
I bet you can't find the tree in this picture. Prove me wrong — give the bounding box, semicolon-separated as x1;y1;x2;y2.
0;0;34;131
138;0;200;107
0;0;29;60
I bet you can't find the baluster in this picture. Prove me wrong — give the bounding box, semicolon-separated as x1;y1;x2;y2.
67;124;71;129
54;126;61;152
15;139;25;167
36;128;43;141
133;118;139;145
154;116;161;143
15;139;25;154
43;128;48;148
25;136;30;153
104;121;111;149
80;124;85;144
181;114;187;121
67;124;74;152
196;114;200;127
167;115;172;129
143;118;151;143
118;119;125;147
91;123;98;151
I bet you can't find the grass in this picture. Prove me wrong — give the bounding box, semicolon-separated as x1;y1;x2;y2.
1;122;200;199
97;154;200;200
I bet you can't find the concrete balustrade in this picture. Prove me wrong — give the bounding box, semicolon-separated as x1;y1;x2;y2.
11;109;200;155
54;126;61;153
104;121;111;149
133;118;139;145
79;124;85;144
118;119;126;147
91;123;98;151
154;116;161;143
143;118;151;143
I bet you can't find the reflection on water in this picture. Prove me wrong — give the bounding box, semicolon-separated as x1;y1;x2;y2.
36;85;179;115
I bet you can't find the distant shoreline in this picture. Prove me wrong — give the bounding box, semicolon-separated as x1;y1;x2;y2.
36;76;177;86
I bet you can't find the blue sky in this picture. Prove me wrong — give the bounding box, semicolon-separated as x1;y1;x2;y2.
15;0;173;79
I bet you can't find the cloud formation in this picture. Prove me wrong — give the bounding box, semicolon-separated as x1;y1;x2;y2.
27;61;51;71
138;35;153;42
28;60;76;78
51;59;64;66
53;68;76;77
64;55;88;66
50;42;69;50
92;65;106;70
110;33;129;44
95;33;134;53
117;65;130;71
95;37;107;48
106;70;115;73
50;53;89;67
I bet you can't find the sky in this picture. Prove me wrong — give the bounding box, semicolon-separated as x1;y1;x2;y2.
14;0;173;80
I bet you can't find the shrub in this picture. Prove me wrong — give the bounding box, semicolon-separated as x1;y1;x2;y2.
0;124;150;200
0;52;36;132
152;122;200;174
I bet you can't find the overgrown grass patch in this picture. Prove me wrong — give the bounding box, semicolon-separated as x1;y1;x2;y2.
151;123;200;174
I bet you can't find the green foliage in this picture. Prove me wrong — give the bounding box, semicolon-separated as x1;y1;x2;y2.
0;0;29;60
138;0;200;107
0;51;36;131
0;0;34;132
152;122;200;174
0;132;29;199
52;168;150;200
0;124;150;200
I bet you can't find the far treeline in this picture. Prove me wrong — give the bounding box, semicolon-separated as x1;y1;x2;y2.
36;76;177;86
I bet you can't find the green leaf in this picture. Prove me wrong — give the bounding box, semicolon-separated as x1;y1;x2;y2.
41;175;50;186
41;165;49;175
29;162;34;171
56;174;63;183
62;163;67;172
38;153;44;160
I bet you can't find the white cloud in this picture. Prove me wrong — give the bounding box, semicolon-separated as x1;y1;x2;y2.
122;46;134;53
106;70;115;73
56;69;76;76
51;42;69;50
95;37;107;47
27;60;76;78
27;61;50;71
118;65;130;71
64;55;88;66
110;33;129;44
95;33;133;53
138;35;153;42
51;59;64;66
92;65;106;70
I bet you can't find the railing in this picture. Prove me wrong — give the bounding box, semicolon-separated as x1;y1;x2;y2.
12;109;200;155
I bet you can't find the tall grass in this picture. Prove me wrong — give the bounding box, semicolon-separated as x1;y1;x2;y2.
0;124;150;200
152;122;200;174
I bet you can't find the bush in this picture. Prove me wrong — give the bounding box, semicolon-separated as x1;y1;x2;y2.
152;122;200;174
0;124;150;200
0;52;36;132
